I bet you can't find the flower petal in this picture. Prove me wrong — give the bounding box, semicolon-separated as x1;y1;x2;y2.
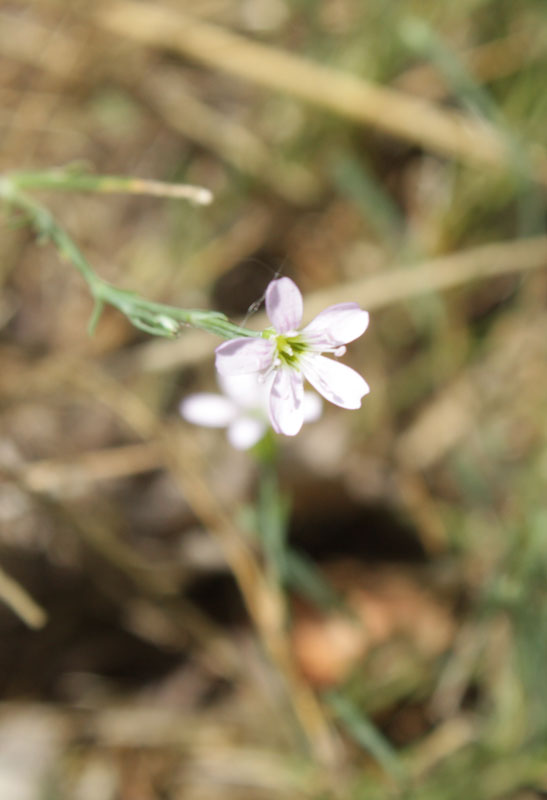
218;372;269;410
227;416;266;449
303;303;369;347
301;354;370;409
215;337;274;375
303;391;323;423
265;277;303;333
180;393;237;427
269;368;304;436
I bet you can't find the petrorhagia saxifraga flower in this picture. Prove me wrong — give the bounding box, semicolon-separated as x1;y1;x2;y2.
215;277;370;436
180;373;322;450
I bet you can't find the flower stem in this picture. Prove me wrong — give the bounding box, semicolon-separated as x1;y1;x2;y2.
7;168;213;204
0;172;258;341
256;437;290;590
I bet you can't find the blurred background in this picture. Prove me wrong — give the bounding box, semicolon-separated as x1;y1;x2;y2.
1;0;547;797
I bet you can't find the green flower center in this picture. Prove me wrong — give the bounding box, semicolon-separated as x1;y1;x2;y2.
275;334;308;367
262;327;309;368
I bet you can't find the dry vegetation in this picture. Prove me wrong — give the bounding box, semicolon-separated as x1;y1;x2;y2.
1;0;547;798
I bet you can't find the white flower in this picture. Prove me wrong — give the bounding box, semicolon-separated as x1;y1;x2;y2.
180;372;322;449
215;277;370;436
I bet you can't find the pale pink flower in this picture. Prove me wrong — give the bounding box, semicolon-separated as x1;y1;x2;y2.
180;373;322;449
215;277;370;436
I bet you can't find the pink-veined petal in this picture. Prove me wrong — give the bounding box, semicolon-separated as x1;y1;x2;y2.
180;393;237;428
215;337;274;375
265;277;303;333
301;354;370;409
303;303;369;347
227;416;267;450
303;391;322;423
269;368;304;436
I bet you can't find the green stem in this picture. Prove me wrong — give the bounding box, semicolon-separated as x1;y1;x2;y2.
254;432;291;591
0;174;258;341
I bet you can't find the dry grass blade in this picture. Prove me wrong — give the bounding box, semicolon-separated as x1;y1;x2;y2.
405;716;477;778
15;442;163;493
303;235;547;318
0;565;47;629
94;1;547;182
